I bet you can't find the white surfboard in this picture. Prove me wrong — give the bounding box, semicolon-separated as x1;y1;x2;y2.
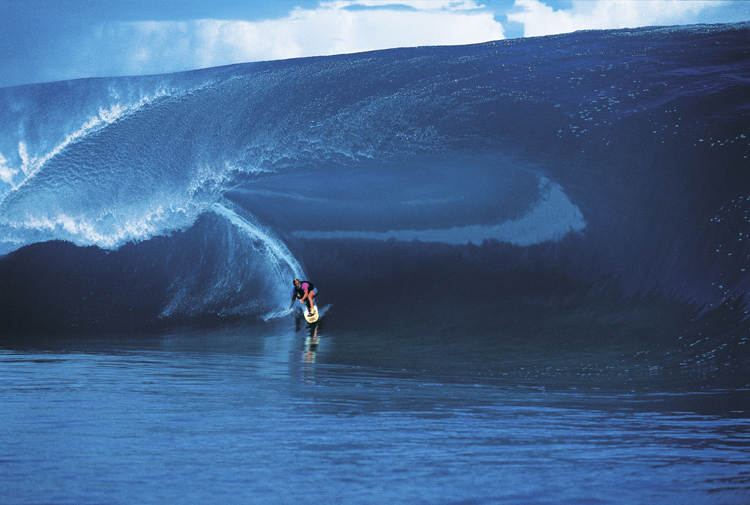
302;305;319;323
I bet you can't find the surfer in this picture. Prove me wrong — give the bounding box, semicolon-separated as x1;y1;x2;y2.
290;278;317;316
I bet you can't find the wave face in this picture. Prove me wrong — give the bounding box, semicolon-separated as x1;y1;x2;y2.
1;23;749;373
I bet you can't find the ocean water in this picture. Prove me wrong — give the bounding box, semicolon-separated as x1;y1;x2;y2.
2;323;749;505
1;22;750;504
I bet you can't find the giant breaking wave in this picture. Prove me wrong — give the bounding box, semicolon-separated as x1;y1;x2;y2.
0;23;749;379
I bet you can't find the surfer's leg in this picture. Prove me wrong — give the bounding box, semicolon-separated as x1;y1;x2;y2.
308;290;317;313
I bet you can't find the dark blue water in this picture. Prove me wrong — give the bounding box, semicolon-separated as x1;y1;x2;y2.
1;22;750;503
2;323;749;505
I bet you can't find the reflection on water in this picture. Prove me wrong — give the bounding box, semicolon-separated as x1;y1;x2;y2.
297;320;319;385
1;322;749;505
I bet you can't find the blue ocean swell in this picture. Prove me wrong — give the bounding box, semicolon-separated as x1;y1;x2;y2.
0;24;748;348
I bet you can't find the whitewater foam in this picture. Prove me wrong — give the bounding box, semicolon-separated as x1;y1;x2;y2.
291;177;586;246
0;94;170;199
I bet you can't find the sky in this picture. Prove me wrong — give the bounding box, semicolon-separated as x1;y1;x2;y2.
1;0;748;88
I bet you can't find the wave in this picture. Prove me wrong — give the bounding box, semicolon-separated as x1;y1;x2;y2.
0;199;302;332
291;177;586;246
0;22;748;377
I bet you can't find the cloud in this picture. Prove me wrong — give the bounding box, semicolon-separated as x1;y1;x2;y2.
507;0;731;37
36;0;745;85
77;1;504;78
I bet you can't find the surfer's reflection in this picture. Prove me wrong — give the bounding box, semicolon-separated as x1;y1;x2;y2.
298;322;319;384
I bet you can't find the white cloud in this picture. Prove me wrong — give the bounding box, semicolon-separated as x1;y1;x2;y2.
507;0;730;37
83;1;504;77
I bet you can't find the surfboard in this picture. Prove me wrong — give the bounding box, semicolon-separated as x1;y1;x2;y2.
303;305;319;324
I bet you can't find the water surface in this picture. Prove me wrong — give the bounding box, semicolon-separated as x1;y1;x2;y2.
2;321;748;504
